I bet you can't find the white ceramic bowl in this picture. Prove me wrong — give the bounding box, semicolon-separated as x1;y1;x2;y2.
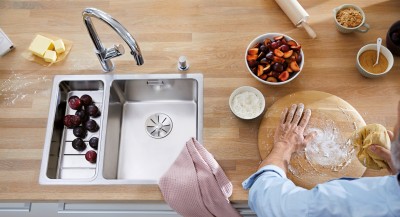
245;33;304;85
356;44;394;78
333;4;369;33
229;86;265;120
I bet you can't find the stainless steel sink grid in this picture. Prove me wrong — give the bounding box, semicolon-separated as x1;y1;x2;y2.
40;73;203;185
145;113;173;139
59;90;104;179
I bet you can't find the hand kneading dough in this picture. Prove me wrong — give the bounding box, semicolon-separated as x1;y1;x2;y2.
352;124;391;170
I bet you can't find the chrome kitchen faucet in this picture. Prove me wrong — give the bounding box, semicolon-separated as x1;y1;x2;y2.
82;8;144;72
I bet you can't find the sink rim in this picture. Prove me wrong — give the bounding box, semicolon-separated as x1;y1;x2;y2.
39;73;203;185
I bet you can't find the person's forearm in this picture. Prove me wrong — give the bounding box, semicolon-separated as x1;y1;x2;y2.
258;142;293;173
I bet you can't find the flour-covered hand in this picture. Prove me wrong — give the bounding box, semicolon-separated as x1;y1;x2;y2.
274;103;315;153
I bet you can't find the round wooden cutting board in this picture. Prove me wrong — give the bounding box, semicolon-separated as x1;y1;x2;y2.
258;91;366;189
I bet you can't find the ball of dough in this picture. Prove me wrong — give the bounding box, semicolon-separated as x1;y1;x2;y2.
352;124;391;170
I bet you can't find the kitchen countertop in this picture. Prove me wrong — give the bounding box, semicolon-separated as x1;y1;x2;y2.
0;0;399;202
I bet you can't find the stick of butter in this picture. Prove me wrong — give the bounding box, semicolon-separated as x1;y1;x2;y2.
53;39;65;54
43;50;57;63
28;35;54;57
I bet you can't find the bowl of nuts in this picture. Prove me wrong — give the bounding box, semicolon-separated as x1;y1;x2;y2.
333;4;369;33
245;33;304;85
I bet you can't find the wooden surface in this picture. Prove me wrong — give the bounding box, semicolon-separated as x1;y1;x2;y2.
0;0;399;202
258;91;366;189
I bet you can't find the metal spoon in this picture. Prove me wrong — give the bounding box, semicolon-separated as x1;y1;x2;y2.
373;38;382;67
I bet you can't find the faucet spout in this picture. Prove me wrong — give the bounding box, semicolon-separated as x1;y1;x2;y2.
82;7;144;72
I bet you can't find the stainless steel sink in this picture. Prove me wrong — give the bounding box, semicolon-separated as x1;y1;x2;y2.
39;74;203;185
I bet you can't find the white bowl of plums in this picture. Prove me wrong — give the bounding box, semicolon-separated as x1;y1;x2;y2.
245;33;304;85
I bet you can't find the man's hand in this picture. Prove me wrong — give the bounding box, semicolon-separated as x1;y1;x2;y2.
274;103;315;154
369;131;396;175
369;100;400;175
259;103;315;172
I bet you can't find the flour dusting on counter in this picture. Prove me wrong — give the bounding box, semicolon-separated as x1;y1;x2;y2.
0;70;51;106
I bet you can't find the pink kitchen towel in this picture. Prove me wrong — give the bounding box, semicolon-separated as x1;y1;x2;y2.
158;138;241;217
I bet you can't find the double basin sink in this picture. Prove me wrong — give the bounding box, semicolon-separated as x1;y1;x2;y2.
39;74;203;184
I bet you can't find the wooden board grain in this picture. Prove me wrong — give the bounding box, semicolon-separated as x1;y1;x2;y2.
258;91;367;189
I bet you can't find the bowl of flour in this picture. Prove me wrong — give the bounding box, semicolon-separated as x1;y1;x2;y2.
229;86;265;120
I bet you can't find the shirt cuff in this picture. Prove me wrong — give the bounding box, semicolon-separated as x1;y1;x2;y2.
242;165;287;190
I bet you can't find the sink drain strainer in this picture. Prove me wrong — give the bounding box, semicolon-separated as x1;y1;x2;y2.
145;113;173;139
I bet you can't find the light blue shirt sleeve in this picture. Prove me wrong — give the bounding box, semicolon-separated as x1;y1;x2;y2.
242;165;400;217
242;165;311;217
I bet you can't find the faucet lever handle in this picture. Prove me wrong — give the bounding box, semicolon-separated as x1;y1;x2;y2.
104;44;125;60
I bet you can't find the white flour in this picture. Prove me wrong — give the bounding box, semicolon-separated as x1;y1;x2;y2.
0;70;51;106
232;91;263;118
303;119;353;169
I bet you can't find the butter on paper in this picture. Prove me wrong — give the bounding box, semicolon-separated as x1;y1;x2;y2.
22;33;73;66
